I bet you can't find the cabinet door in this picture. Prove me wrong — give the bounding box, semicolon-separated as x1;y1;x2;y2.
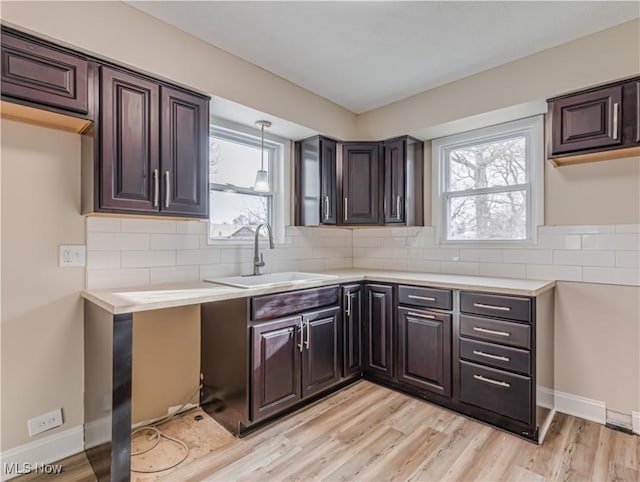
160;86;209;217
550;85;623;155
320;138;338;225
251;316;302;421
342;143;382;225
397;307;451;397
1;30;89;115
343;284;363;377
384;138;405;224
301;306;341;398
100;66;160;212
364;284;394;379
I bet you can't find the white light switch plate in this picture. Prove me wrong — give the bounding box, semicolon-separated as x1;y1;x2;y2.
59;245;86;267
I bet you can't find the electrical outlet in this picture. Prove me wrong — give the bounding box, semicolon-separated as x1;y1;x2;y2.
28;408;63;437
59;245;86;267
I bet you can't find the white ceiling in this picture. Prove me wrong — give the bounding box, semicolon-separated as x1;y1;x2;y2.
128;1;639;114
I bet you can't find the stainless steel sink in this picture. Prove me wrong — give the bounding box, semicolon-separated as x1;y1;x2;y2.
204;271;338;289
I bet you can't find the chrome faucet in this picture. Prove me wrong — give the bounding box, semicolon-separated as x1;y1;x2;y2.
253;222;275;275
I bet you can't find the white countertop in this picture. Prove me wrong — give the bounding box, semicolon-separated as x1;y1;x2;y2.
82;269;555;315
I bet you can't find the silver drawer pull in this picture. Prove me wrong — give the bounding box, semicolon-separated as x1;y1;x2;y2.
408;294;436;302
612;102;619;140
473;326;510;337
473;350;510;362
408;311;435;320
324;196;330;220
473;374;510;388
473;302;511;312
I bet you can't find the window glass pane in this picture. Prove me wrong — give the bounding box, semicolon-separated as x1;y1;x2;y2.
448;190;527;240
210;136;270;189
447;136;526;191
209;191;271;240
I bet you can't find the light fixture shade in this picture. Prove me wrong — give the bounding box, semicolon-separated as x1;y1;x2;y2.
254;170;269;192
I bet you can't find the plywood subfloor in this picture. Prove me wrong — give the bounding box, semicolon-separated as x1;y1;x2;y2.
14;381;640;481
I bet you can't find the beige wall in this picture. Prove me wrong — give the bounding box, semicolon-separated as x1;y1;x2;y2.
0;120;85;449
0;1;357;141
545;154;640;226
555;282;640;414
357;19;640;140
132;306;201;424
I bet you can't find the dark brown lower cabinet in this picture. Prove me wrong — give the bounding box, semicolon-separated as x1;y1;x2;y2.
397;307;451;397
302;306;341;397
342;284;363;377
251;315;302;422
364;284;394;380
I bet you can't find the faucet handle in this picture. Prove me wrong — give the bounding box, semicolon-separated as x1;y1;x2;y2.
258;253;265;267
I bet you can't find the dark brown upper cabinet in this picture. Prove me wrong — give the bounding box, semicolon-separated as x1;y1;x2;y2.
342;142;383;225
1;26;93;133
364;283;394;380
89;66;209;218
383;136;424;226
295;136;338;225
547;75;640;165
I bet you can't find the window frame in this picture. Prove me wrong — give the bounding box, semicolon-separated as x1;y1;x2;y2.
432;116;544;247
207;123;286;245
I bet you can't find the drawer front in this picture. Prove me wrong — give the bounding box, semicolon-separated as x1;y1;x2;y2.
460;291;531;322
398;285;452;310
1;31;89;114
251;285;340;321
460;314;531;349
459;337;530;375
460;360;531;425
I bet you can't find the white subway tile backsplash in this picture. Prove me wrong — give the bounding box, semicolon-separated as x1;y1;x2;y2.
121;250;176;268
87;232;150;251
121;218;177;234
582;234;640;251
299;259;327;272
479;263;527;279
408;259;441;274
583;267;640;286
86;217;121;233
502;249;552;265
149;265;199;284
440;261;480;275
537;234;581;250
87;268;149;290
378;258;408;271
176;220;208;234
526;265;582;282
86;251;120;270
176;248;221;266
423;248;459;261
553;250;614;267
616;251;640;268
459;249;502;263
615;224;640;233
552;225;615;234
150;234;200;250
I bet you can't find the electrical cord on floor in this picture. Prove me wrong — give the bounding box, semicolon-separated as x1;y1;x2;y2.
130;384;202;473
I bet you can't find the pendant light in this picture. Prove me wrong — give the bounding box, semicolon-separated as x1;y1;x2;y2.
254;120;271;192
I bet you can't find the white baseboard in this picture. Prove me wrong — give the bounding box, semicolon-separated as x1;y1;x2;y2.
0;425;83;481
606;409;633;431
554;390;606;424
633;411;640;435
84;417;110;449
536;386;554;409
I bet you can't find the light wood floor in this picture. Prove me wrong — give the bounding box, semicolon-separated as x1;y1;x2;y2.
16;381;639;481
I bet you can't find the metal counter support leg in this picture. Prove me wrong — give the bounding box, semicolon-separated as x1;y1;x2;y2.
111;313;132;481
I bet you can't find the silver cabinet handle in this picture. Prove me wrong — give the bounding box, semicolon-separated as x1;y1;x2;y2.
473;326;510;337
324;196;330;220
474;374;510;388
473;303;511;312
297;319;304;352
164;170;170;208
396;195;401;219
345;293;352;317
153;169;159;207
408;294;436;302
473;350;510;362
305;320;310;350
344;197;348;222
612;102;619;140
407;311;436;320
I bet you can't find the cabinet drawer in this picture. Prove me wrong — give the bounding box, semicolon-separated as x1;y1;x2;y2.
398;285;452;310
1;31;89;114
460;314;531;349
460;360;531;424
251;286;340;321
459;337;530;375
460;292;531;322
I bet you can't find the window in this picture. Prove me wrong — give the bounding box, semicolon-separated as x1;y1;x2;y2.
209;125;284;242
432;116;543;245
